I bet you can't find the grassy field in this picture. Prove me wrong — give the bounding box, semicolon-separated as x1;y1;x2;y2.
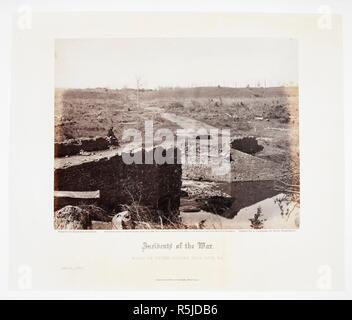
55;86;299;168
55;87;179;142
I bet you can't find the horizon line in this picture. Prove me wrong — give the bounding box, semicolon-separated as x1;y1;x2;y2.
55;84;299;91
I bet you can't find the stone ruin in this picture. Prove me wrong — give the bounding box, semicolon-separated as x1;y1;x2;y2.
54;146;182;222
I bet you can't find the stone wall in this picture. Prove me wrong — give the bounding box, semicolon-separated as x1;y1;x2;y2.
54;147;182;219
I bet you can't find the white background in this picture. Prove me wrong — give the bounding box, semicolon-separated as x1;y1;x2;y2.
0;0;351;299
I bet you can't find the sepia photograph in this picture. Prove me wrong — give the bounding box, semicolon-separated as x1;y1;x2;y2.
54;38;300;230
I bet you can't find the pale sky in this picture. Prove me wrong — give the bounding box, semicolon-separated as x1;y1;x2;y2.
55;38;298;89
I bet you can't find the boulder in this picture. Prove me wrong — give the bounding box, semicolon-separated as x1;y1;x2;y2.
112;211;135;229
54;205;90;230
